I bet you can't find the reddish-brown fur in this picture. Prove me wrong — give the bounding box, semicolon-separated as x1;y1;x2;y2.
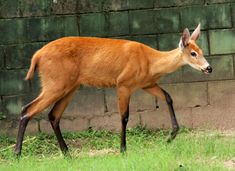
16;24;211;155
25;36;207;117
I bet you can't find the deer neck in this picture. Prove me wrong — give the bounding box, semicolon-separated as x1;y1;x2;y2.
149;48;186;76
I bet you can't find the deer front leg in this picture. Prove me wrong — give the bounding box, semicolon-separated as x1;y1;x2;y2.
143;84;179;142
162;89;179;142
117;86;131;152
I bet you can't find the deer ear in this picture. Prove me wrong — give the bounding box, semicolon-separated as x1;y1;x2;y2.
179;28;190;50
191;23;200;41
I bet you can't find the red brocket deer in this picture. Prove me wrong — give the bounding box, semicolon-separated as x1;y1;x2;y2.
15;24;212;156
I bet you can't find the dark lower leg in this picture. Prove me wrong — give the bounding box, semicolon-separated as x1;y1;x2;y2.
120;105;129;152
15;105;30;156
48;114;68;154
162;90;179;142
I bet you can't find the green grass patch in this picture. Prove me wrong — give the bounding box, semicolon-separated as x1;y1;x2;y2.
0;126;234;171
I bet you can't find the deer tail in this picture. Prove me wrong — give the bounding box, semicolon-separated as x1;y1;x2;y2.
25;51;41;80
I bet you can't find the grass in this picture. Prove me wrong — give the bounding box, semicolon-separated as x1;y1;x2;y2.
0;126;235;171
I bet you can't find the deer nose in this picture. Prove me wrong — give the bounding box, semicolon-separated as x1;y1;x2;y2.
206;66;212;73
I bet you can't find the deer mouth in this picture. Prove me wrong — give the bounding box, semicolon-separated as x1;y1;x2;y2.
201;67;212;74
201;69;210;74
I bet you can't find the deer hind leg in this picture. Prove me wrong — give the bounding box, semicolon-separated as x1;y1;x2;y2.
15;88;68;156
143;84;179;142
48;88;76;154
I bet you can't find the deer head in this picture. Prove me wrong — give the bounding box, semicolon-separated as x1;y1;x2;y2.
179;24;212;74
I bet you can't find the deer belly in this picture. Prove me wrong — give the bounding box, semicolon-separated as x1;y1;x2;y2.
78;72;117;88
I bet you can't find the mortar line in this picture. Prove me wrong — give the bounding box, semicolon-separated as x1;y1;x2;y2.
233;55;235;80
206;81;210;106
206;30;211;56
77;14;80;36
230;2;234;28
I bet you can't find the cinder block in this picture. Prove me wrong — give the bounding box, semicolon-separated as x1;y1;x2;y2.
0;97;3;115
60;118;89;132
63;16;79;36
44;16;79;40
232;3;235;26
128;113;140;128
205;0;235;4
79;13;107;36
207;56;234;80
30;72;41;94
22;43;45;66
159;68;183;84
0;118;38;136
129;0;154;9
155;8;180;33
197;31;209;56
90;112;140;132
26;16;78;42
155;0;204;7
103;0;128;11
158;33;180;51
140;108;192;129
0;70;29;95
44;16;62;40
160;82;208;109
130;35;157;49
182;66;206;82
20;0;51;17
130;90;156;112
5;45;25;69
78;0;103;13
129;10;155;34
0;120;16;135
51;0;77;14
183;55;234;82
26;119;39;135
192;104;235;130
191;80;235;129
39;119;52;133
0;46;4;69
140;110;171;129
180;4;231;30
105;88;117;113
26;18;47;41
191;81;235;130
0;19;26;44
5;43;44;69
208;80;235;106
64;88;105;118
1;94;36;116
108;11;129;36
0;0;20;18
2;95;23;116
90;113;120;131
0;118;39;137
209;29;235;55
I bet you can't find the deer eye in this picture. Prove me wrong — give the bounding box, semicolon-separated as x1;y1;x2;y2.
191;52;197;57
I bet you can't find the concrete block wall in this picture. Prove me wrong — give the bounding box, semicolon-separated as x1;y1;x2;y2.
0;0;235;135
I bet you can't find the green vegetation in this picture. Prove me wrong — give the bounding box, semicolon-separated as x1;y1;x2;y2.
0;126;234;171
0;112;6;120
